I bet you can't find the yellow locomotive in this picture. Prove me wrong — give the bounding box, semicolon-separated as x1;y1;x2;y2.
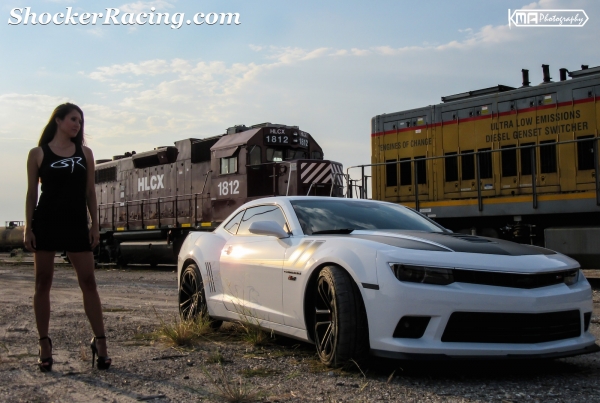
368;65;600;268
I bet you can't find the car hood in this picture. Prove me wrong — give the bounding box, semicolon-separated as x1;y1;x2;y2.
348;230;556;256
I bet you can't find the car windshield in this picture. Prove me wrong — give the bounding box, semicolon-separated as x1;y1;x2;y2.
290;199;446;235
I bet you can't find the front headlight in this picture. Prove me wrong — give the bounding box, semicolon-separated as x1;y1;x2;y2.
563;269;579;286
390;263;454;285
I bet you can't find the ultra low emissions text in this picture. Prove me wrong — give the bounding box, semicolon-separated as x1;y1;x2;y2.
8;7;241;29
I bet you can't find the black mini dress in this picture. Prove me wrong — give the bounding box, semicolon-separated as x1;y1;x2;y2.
32;143;91;252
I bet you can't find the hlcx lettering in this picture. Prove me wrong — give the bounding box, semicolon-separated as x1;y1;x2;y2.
138;174;164;191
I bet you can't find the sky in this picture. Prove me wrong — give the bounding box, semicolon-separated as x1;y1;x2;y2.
1;0;599;223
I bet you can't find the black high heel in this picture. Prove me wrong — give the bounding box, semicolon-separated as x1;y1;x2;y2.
90;336;111;370
38;336;53;372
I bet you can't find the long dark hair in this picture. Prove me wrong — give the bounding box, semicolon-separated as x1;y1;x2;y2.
38;103;85;147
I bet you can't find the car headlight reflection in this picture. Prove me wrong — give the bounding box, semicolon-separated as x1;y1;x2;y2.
390;264;454;285
563;269;579;286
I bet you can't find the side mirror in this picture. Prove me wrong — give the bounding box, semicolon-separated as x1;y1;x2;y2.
248;221;290;239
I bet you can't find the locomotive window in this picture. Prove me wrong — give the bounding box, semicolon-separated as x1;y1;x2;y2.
385;159;397;187
577;135;595;170
237;205;289;236
287;150;307;160
266;148;283;162
248;146;261;166
501;145;517;177
539;140;557;174
224;210;245;234
400;158;412;186
478;148;493;179
444;152;458;182
311;151;323;160
220;156;238;174
520;143;535;176
461;150;475;181
415;156;427;184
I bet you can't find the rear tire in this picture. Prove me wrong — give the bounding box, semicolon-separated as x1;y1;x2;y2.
178;263;222;329
313;265;369;367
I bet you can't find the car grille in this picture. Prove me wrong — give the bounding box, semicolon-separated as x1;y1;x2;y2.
452;269;576;289
441;310;581;343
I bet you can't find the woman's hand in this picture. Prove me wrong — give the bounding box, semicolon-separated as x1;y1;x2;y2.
89;225;100;249
24;228;36;252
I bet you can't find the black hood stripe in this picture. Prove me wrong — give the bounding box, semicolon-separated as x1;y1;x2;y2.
348;231;556;256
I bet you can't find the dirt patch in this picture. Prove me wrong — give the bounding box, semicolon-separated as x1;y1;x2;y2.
1;264;599;402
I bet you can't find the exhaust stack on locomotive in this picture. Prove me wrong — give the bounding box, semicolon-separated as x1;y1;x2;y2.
93;123;343;265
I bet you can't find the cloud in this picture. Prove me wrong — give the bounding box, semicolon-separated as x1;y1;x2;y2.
118;1;175;14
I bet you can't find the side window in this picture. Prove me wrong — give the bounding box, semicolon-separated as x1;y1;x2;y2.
415;156;427;184
248;146;261;166
577;135;595;170
501;145;517;177
237;205;289;236
266;148;283;162
520;143;535;175
311;151;323;160
461;150;475;180
399;158;412;186
444;152;458;182
221;156;237;174
540;140;557;174
385;159;397;187
224;210;245;234
478;148;493;179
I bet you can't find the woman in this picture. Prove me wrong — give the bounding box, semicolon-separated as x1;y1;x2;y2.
24;103;111;371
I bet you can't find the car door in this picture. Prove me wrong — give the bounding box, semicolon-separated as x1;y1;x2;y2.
219;204;289;324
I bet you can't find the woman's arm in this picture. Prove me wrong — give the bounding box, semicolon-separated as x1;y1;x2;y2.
24;147;43;251
83;146;100;249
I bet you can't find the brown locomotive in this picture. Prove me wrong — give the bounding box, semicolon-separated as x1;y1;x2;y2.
94;123;343;265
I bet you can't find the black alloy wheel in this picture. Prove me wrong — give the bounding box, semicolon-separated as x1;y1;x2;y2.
314;265;369;367
179;263;222;329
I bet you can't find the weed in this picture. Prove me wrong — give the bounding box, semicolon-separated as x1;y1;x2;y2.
0;342;9;363
234;315;272;345
152;306;214;347
79;344;89;362
207;350;225;364
225;287;274;347
240;367;279;378
285;370;301;380
202;363;262;403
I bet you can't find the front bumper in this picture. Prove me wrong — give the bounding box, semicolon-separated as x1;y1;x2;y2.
364;254;596;358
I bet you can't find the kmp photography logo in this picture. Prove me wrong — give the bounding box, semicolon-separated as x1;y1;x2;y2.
508;9;588;27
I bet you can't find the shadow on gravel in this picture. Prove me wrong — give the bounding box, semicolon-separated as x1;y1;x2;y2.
96;264;177;273
246;332;599;382
362;356;598;381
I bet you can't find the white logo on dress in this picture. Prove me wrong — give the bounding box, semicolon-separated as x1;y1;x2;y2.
50;157;86;173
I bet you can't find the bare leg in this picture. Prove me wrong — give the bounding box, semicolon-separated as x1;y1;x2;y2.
68;251;109;359
34;251;55;359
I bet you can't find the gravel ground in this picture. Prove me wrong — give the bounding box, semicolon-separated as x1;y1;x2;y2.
0;262;599;403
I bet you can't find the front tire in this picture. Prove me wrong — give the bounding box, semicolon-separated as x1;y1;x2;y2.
178;263;222;329
314;265;368;367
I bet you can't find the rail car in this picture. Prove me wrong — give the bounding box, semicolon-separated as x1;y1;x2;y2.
0;221;25;252
94;123;343;265
366;64;600;268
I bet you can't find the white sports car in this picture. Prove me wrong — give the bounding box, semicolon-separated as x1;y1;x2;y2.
177;196;598;367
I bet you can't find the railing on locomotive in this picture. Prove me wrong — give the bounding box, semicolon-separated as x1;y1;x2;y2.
97;192;212;231
247;159;350;197
347;137;600;210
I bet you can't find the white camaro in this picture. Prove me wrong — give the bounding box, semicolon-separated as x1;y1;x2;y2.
177;196;598;367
